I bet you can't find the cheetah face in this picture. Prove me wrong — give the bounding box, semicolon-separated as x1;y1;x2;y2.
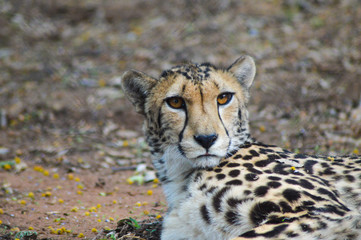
121;56;256;168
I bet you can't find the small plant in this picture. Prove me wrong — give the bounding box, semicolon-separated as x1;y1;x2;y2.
118;217;141;229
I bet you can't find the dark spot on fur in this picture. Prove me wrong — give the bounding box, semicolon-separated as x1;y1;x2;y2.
323;167;336;175
304;160;317;174
300;223;313;232
229;169;240;177
250;201;281;226
249;150;260;157
345;175;355;182
267;154;281;161
225;211;239;225
199;183;207;191
303;191;326;201
267;181;281;188
245;173;259;181
193;172;202;182
283;189;301;202
213;187;229;212
243;155;253;160
241;224;288;238
200;205;211;224
317;188;338;202
216;174;226;180
243;163;253;168
241;230;258;238
279;201;293;212
302;200;315;206
294;154;308;159
273;164;290;175
286;232;299;237
255;159;272;167
254;186;269;197
219;161;229;167
268;176;281;181
226;179;243;186
227;163;241;167
244;190;252;195
234;155;243;159
206;186;217;194
247;167;263;175
299;179;314;189
285;179;299;185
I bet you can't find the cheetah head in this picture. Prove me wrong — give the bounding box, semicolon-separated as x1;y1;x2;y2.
121;56;256;169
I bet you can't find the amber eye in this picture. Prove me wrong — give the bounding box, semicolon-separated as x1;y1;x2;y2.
166;97;185;109
217;93;233;105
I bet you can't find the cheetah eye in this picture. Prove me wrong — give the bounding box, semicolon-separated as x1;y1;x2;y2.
217;93;233;105
166;97;185;109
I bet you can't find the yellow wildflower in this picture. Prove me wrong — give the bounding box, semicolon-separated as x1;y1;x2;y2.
71;207;78;212
89;206;97;212
33;165;44;172
14;157;21;164
98;79;106;87
259;125;266;132
3;164;11;170
42;191;52;197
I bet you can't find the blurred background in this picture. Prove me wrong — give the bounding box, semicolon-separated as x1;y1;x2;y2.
1;0;360;155
0;0;360;238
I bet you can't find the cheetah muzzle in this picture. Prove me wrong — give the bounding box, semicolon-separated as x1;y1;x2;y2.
121;55;361;240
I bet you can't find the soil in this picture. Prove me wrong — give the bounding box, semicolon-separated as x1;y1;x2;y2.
0;0;360;239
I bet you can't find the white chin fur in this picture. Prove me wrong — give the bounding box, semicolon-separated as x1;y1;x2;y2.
191;155;222;169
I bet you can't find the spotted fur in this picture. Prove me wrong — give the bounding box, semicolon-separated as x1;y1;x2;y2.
121;56;361;240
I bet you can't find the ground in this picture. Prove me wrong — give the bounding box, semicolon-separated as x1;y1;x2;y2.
0;0;360;239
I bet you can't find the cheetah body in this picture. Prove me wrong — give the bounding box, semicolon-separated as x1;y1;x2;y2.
121;56;361;240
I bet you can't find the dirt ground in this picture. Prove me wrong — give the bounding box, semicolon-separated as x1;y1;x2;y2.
0;0;360;239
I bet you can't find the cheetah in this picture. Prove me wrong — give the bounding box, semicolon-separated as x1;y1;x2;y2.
121;55;361;240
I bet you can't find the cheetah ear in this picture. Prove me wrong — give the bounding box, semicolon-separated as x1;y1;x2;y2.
227;55;256;90
121;70;157;115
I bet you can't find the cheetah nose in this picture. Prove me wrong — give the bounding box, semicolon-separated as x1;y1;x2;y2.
194;134;218;150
